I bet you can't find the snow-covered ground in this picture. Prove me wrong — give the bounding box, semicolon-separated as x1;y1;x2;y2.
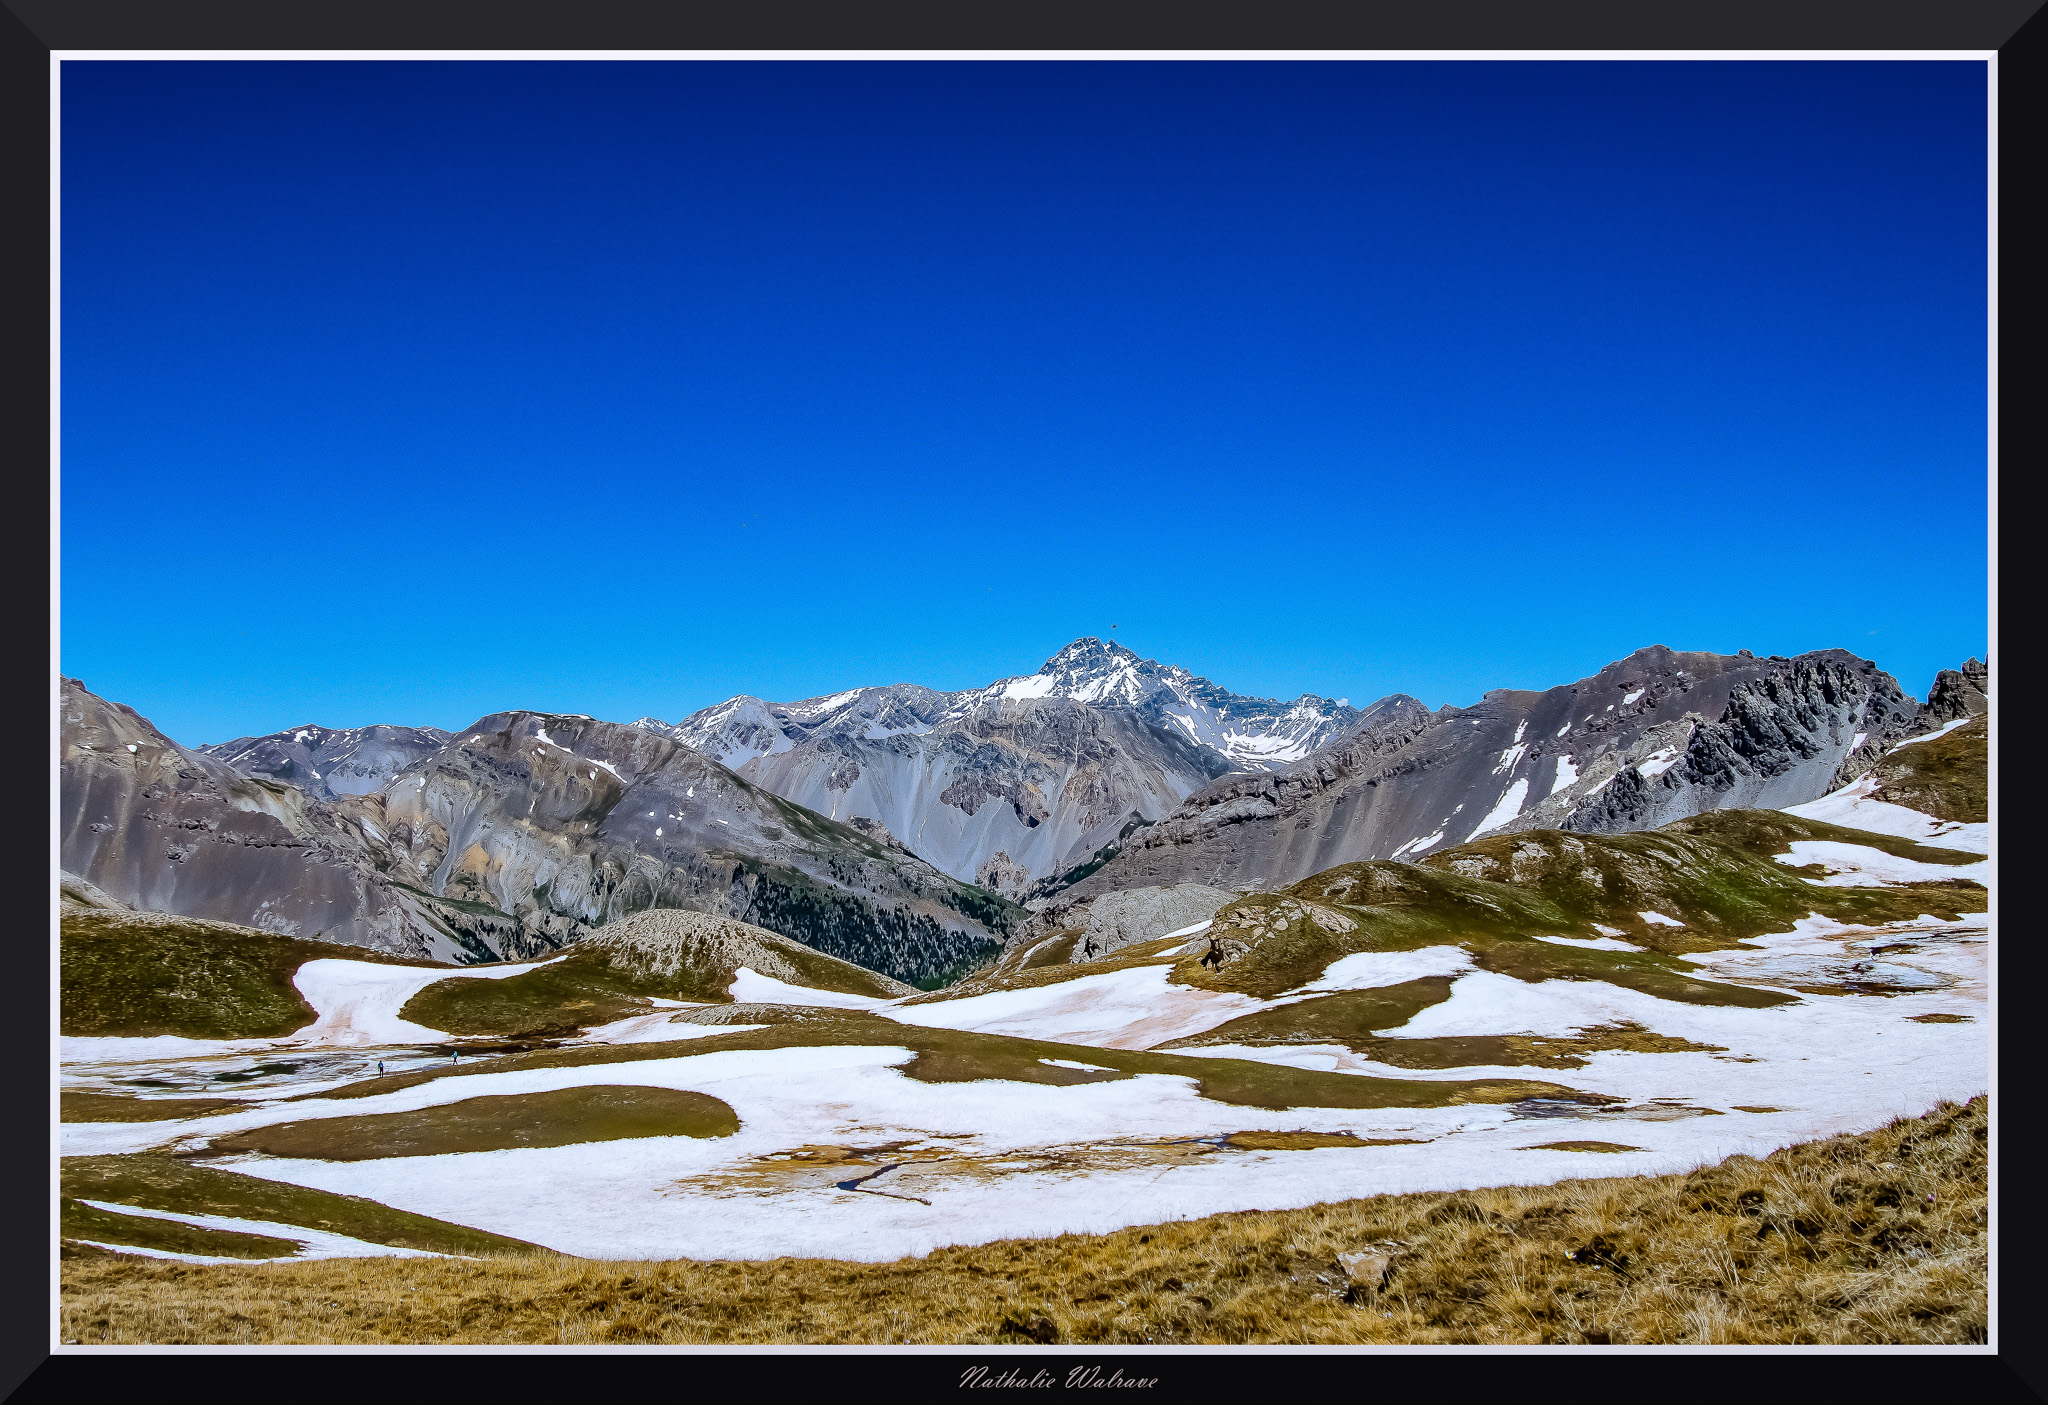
1783;775;1988;854
1775;840;1989;888
289;954;570;1046
64;899;1987;1263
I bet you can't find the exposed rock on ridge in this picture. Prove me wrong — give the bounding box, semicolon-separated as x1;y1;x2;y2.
1042;646;1931;902
199;723;452;801
636;639;1358;895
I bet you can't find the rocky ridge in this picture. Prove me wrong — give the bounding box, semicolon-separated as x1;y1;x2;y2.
198;724;452;801
61;679;1014;982
1039;646;1937;902
634;639;1357;897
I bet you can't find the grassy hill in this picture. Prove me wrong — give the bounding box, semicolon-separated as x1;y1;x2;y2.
61;908;449;1040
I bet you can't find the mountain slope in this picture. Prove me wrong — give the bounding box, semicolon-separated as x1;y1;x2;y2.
199;724;451;801
61;680;1015;981
1042;646;1927;901
637;639;1357;896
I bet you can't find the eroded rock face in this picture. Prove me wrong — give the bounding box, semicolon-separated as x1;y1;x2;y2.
635;639;1358;891
199;724;451;801
60;678;429;952
59;679;1014;981
1921;657;1989;726
1043;646;1928;902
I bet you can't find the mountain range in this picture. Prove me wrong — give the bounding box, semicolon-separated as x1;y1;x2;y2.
61;638;1985;987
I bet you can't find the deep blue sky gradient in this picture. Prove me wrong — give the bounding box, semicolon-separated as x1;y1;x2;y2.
59;60;1990;746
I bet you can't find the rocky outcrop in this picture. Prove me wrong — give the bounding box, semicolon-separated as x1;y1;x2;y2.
1043;646;1929;901
1920;657;1989;726
1033;883;1238;964
60;677;430;951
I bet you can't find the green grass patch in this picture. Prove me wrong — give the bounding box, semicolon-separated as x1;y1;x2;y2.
1663;810;1982;867
61;1090;241;1123
60;1198;300;1260
61;909;450;1039
1166;820;1986;1004
1221;1131;1376;1151
201;1085;739;1161
1867;718;1987;823
60;1154;542;1255
400;957;662;1039
1156;979;1457;1053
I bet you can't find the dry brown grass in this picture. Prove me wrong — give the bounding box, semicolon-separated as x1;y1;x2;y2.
59;1096;1986;1346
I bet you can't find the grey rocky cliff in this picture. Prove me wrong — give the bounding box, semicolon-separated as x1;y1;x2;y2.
60;678;432;952
360;709;1013;980
1043;645;1928;903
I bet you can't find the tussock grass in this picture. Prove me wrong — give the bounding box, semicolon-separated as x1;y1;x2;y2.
58;1098;1986;1345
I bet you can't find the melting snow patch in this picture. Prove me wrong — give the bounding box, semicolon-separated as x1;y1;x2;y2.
1291;946;1475;994
1391;831;1446;859
1466;780;1529;841
1783;777;1988;854
1591;923;1627;937
1889;718;1971;749
1638;911;1686;928
1774;841;1987;888
291;955;570;1046
727;969;896;1010
884;965;1268;1050
1534;934;1641;952
1550;756;1578;795
1637;749;1680;778
1039;1058;1116;1072
1623;690;1645;705
72;1199;450;1263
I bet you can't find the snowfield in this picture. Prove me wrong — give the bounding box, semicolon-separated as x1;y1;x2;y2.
64;898;1987;1264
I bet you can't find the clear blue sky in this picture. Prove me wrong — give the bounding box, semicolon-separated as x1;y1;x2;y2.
59;60;1990;747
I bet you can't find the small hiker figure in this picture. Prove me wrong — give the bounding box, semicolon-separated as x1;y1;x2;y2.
377;1061;385;1075
451;1051;459;1064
